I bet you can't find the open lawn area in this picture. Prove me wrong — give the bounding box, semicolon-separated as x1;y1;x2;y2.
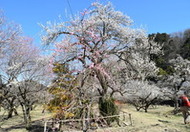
0;106;51;132
120;104;190;132
0;104;190;132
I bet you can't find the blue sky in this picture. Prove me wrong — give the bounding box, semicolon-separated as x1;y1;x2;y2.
1;0;190;45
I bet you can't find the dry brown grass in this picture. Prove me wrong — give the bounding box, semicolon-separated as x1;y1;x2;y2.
114;104;190;132
0;106;52;132
0;104;190;132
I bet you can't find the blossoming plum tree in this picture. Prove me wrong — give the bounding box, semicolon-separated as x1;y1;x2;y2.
41;2;159;127
125;80;161;112
0;12;23;119
157;55;190;109
0;11;21;63
0;36;50;129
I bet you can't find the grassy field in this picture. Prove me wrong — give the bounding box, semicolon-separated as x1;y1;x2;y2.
0;106;52;132
0;104;190;132
119;104;190;132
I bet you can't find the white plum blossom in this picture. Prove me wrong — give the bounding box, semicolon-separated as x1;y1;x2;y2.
41;2;160;107
125;80;161;112
125;80;161;97
156;55;190;108
169;55;190;75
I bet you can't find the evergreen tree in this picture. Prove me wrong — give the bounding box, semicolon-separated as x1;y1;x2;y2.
46;63;77;119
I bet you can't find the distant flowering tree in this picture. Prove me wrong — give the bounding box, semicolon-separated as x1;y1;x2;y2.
0;11;51;129
41;2;159;128
0;12;23;119
125;80;161;112
115;38;161;81
157;55;190;109
0;11;21;60
0;36;50;129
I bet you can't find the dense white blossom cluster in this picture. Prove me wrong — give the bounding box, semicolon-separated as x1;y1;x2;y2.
40;2;161;99
125;80;161;99
170;56;190;75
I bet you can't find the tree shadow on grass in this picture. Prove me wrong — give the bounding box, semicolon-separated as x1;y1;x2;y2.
4;119;46;132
